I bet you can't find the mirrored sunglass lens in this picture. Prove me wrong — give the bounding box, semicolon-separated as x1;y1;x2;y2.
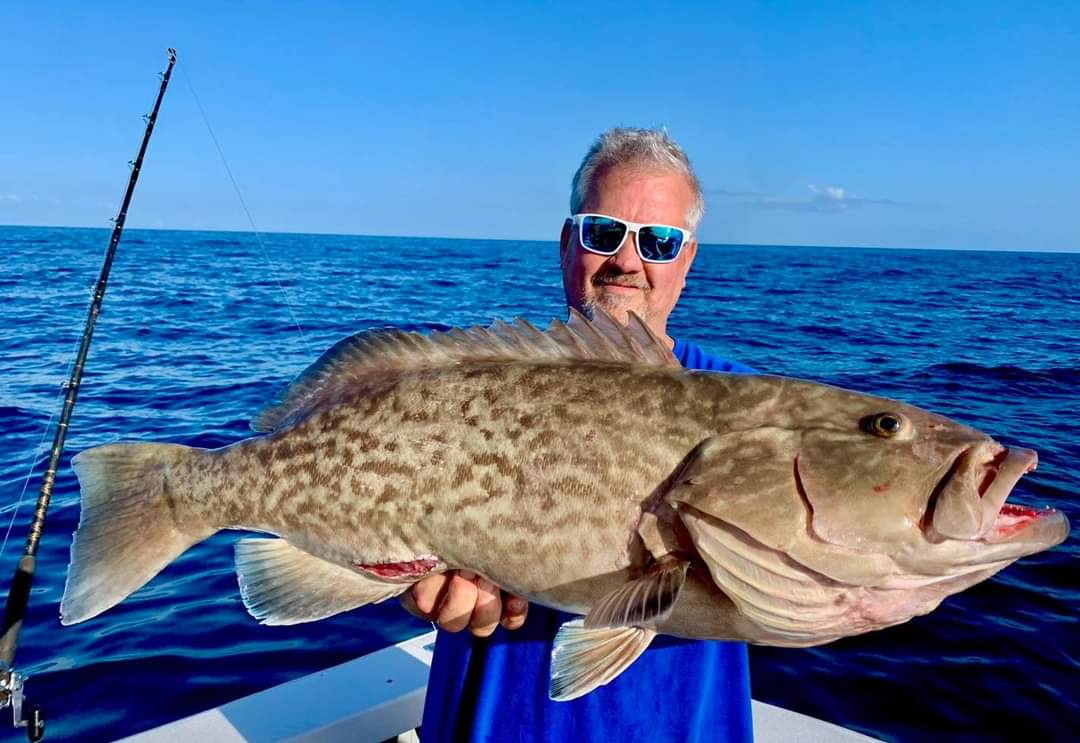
639;226;684;261
581;216;627;254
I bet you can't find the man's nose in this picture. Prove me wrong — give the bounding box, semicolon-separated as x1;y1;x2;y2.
609;231;644;272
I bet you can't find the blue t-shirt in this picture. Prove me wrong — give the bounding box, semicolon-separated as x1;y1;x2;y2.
672;339;757;374
421;340;757;743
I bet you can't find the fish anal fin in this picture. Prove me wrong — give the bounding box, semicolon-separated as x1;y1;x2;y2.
549;620;656;701
584;555;689;629
235;538;409;625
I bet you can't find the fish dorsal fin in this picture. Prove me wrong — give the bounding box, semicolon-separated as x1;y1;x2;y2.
251;308;676;432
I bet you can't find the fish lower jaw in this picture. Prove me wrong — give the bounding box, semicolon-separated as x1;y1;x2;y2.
980;504;1070;546
971;446;1066;545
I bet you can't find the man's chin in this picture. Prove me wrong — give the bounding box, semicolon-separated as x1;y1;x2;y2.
585;295;648;324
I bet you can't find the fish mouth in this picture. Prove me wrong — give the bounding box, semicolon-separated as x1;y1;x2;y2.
934;445;1068;545
978;447;1037;536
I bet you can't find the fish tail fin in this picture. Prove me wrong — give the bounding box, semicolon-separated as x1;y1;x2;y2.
61;442;215;625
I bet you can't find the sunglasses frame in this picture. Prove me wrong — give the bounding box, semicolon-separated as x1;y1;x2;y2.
570;213;693;264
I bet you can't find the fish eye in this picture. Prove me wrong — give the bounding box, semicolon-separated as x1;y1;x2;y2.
862;413;905;438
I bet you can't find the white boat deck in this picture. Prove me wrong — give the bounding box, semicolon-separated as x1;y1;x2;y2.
122;631;880;743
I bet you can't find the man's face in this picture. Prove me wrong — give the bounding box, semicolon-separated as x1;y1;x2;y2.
560;165;699;345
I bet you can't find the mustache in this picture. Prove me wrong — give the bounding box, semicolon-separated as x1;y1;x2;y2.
592;269;649;290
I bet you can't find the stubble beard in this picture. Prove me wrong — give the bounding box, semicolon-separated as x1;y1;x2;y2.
584;286;650;325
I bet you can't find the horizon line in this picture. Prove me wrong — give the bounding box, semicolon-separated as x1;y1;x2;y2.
1;222;1075;256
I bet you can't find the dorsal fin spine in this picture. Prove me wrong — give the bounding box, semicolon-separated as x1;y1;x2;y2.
250;309;677;433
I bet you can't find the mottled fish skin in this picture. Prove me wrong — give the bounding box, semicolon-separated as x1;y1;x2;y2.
62;311;1068;666
170;362;719;611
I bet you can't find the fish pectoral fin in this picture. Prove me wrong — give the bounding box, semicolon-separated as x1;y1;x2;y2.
235;538;407;625
584;555;689;629
549;558;686;702
549;620;656;701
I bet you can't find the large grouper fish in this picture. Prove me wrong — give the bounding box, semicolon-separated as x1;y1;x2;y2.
61;310;1068;700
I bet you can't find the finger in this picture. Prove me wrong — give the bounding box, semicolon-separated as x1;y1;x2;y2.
399;587;428;620
438;571;479;633
500;593;528;631
469;577;502;637
411;572;452;617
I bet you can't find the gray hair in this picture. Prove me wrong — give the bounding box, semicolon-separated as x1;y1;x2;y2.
570;127;705;230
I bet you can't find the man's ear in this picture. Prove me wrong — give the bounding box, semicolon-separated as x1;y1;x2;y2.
559;218;572;264
680;239;699;288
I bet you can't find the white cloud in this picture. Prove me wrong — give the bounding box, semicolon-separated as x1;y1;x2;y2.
742;184;905;213
809;184;847;202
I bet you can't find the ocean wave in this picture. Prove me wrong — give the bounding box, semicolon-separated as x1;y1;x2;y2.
0;404;50;437
922;361;1079;386
793;323;853;340
880;267;912;278
199;238;246;247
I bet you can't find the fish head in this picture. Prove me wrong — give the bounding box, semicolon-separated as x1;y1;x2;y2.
670;377;1069;646
793;391;1068;564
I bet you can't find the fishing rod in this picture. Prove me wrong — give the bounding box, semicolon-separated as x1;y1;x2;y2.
0;47;177;741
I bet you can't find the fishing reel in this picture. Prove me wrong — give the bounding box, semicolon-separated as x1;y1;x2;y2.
0;668;44;742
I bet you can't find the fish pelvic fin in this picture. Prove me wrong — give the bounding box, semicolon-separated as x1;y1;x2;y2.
235;538;410;625
61;442;214;625
549;620;656;701
250;308;677;433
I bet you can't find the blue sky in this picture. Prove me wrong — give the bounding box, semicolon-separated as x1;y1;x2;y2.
2;1;1077;251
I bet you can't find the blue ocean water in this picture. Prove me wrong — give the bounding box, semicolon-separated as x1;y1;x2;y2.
0;225;1075;741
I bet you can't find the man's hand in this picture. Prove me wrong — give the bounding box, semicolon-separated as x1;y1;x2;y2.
401;570;528;637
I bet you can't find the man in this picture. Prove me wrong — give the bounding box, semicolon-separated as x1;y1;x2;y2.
408;128;755;742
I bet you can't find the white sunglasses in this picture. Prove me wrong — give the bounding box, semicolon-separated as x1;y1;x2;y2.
571;213;692;264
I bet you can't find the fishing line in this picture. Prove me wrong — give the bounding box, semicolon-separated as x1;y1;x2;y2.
0;272;104;560
178;63;313;356
0;50;178;738
1;60;317;586
1;401;61;558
